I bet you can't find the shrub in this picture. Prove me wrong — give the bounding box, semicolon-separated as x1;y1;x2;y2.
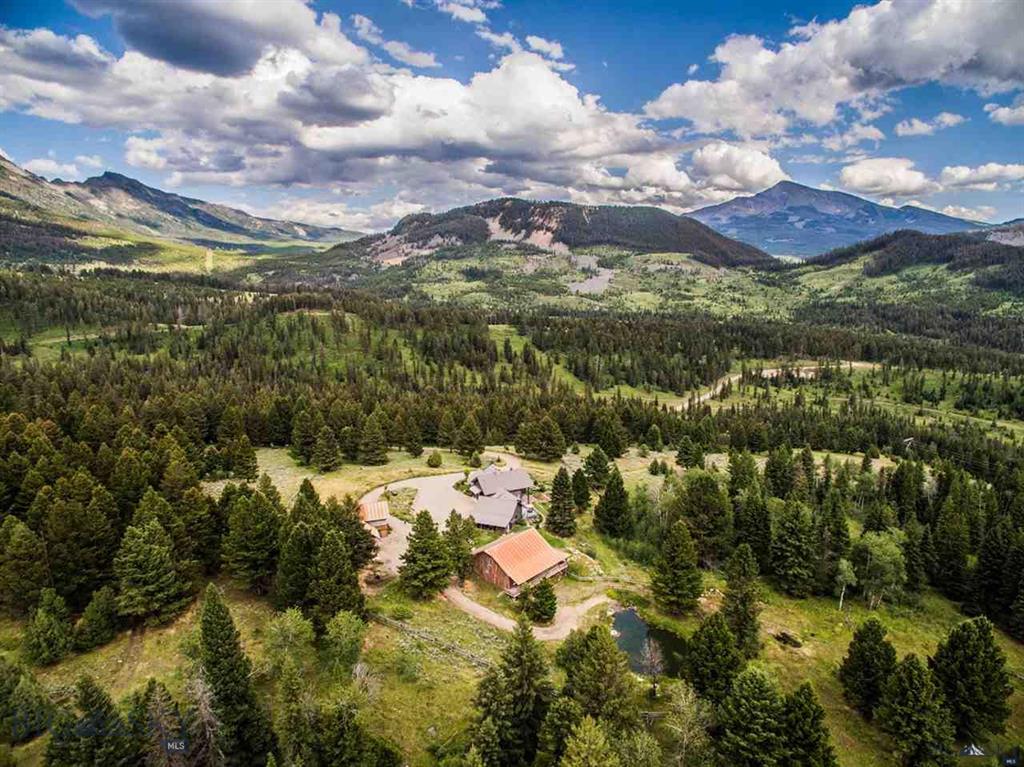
427;451;443;468
324;610;366;676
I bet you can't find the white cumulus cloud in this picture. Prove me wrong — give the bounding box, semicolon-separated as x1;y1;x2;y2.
645;0;1023;137
23;156;81;179
526;36;564;60
839;157;940;197
940;204;997;221
690;142;788;192
894;112;965;136
939;162;1024;190
984;97;1024;126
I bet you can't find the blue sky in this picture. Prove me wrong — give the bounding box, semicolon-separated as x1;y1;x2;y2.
0;0;1021;230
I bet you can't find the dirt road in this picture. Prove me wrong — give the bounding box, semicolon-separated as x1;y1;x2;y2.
444;587;612;641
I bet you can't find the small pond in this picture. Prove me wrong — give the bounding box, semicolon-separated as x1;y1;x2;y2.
612;607;688;677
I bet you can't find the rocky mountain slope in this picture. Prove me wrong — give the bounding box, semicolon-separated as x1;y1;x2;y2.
0;156;360;245
691;180;981;257
341;197;773;268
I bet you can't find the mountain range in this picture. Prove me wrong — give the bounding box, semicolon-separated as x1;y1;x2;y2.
0;155;361;246
690;180;983;257
0;156;1007;266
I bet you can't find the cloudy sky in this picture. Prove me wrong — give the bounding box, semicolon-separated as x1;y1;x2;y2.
1;0;1022;230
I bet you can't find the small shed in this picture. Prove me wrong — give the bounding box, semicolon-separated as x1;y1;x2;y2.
473;528;568;597
358;499;390;536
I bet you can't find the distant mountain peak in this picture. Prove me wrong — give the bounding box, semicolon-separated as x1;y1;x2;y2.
690;182;980;257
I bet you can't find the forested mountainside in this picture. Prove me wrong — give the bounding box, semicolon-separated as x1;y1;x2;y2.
800;230;1024;295
690;180;981;256
0;155;360;247
332;197;773;268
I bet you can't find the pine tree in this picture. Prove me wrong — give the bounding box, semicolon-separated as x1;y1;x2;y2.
734;488;772;571
4;670;52;744
651;520;702;614
443;510;477;583
877;654;955;767
455;414;485;458
594;468;631;538
474;614;554;766
535;696;583;767
438;410;459;451
160;454;199;504
722;543;762;658
274;520;318;610
43;478;116;609
972;516;1012;616
572;468;590;511
516;416;567;462
675;435;703;469
728;449;759;497
400;510;451;599
546;467;576;537
222;491;281;594
22;589;72;666
198;584;275;766
277;658;314;766
308;530;365;631
358;411;389;465
764;445;795;499
526;579;557;624
1009;577;1024;642
716;667;786;767
771;497;816;597
472;716;503;767
139;679;187;766
230;436;258;479
563;625;639;731
838;617;897;720
73;675;136;765
687;612;744;703
814;488;851;594
113;518;191;625
644;424;663;451
676;470;733;568
560;717;620;767
902;517;928;593
311;425;340;472
584;446;610;490
782;683;839;767
325;495;378;570
592;412;624;459
932;486;971;600
0;516;48;615
74;586;119;651
291;409;318;464
43;709;79;767
929;617;1012;742
404;417;424;457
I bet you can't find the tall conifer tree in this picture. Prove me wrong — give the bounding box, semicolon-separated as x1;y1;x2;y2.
651;520;702;614
546;467;576;537
198;585;275;766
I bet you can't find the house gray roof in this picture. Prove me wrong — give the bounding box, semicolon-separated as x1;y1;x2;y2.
475;467;534;496
470;493;519;528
